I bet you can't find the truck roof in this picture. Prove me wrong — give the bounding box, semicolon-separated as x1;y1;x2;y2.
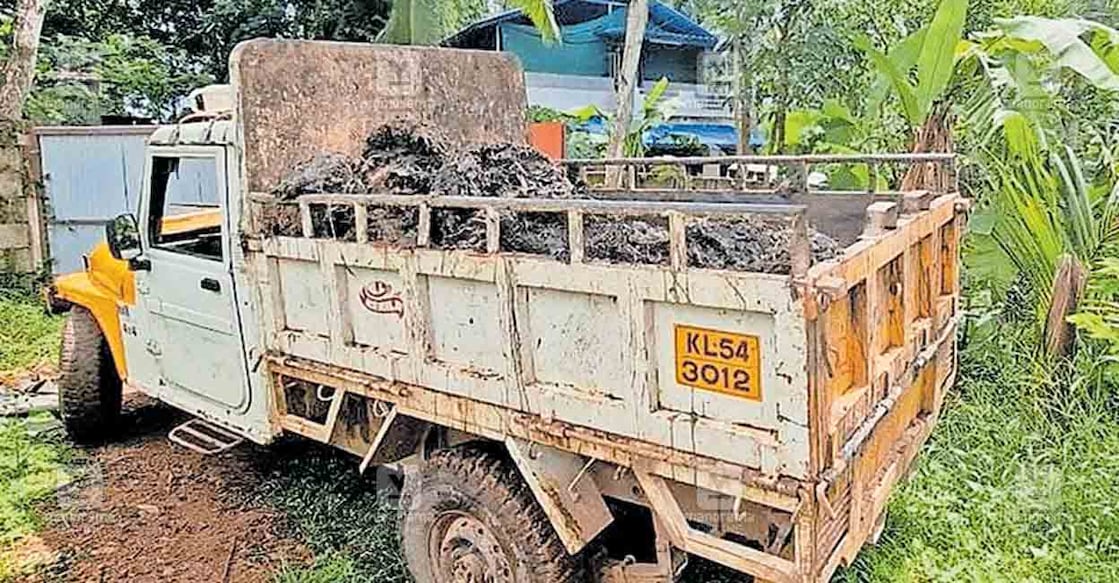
149;119;235;147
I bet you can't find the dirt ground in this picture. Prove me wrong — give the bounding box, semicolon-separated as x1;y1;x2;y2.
22;397;312;583
12;395;739;583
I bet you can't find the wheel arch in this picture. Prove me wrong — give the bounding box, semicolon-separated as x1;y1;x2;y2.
53;271;127;380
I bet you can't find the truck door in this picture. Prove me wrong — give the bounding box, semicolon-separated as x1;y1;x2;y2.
135;147;255;431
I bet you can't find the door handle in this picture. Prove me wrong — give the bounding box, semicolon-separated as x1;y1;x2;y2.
200;278;221;292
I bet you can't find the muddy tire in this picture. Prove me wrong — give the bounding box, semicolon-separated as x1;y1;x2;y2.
57;306;122;443
399;444;582;583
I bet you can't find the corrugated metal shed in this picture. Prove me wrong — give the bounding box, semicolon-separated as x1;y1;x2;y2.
36;126;155;274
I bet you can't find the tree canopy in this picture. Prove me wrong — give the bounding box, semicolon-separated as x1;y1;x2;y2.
3;0;503;123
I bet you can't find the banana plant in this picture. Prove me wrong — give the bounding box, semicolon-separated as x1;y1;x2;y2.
857;0;968;128
570;77;676;157
960;17;1119;354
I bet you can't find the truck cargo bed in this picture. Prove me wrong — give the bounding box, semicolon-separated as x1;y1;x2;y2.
233;40;965;582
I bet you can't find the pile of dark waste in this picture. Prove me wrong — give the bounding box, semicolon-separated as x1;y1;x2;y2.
266;123;840;273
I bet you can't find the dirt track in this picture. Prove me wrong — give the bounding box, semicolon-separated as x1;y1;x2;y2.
23;398;311;583
16;396;741;583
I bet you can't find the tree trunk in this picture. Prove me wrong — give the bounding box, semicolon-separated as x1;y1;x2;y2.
732;36;752;156
0;0;50;120
605;0;648;187
901;102;956;192
1045;254;1088;360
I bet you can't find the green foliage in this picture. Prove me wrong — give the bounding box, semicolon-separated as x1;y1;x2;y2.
859;0;969;127
0;294;62;375
1070;255;1119;359
957;16;1119;342
249;441;407;582
377;0;445;45
526;105;567;123
273;553;358;583
998;16;1119;91
0;414;74;579
5;0;403;122
969;148;1118;331
917;0;970;114
506;0;561;43
379;0;546;45
571;77;676;157
24;33;212;124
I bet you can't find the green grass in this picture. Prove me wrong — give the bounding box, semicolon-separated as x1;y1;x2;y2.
273;553;358;583
0;414;74;580
838;330;1119;581
244;440;408;583
0;293;62;376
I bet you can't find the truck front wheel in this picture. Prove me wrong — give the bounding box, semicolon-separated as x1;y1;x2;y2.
57;306;122;443
399;444;582;583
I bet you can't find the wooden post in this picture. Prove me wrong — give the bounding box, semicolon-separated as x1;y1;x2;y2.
789;211;810;279
485;207;500;254
417;204;431;247
668;212;687;271
354;202;368;244
567;210;584;264
861;202;898;239
299;201;313;238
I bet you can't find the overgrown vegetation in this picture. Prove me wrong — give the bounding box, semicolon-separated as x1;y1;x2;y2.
0;289;60;377
0;413;73;581
246;441;408;583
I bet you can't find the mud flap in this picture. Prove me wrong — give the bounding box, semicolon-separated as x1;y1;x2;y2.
505;437;613;555
358;408;429;473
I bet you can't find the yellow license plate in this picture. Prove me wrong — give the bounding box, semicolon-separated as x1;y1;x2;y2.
674;325;762;401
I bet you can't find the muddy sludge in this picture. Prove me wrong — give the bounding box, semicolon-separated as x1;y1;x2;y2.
270;123;841;274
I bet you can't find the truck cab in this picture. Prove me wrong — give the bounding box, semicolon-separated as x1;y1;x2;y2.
52;117;275;443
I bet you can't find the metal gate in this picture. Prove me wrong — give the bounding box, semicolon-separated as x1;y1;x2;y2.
35;126;155;274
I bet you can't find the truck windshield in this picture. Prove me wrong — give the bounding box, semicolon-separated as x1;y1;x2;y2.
148;155;223;261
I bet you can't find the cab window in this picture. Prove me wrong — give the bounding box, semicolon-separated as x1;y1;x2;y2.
147;156;223;261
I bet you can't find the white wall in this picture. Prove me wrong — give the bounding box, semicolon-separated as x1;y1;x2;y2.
524;72;732;123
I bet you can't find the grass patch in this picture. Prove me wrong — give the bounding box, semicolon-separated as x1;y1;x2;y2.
273;553;358;583
0;414;74;580
0;293;62;377
838;331;1119;581
247;440;408;583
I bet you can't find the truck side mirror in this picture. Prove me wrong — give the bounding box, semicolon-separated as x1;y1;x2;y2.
106;213;143;263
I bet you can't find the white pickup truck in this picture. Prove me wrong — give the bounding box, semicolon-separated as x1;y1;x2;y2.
51;40;965;582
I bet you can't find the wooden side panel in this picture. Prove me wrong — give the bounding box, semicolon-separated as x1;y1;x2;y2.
807;192;965;580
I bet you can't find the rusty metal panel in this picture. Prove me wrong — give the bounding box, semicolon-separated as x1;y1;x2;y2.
505;437;613;555
231;40;528;193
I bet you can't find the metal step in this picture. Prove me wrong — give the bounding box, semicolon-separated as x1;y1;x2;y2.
168;418;244;455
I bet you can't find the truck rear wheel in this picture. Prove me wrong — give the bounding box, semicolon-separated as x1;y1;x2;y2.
400;444;582;583
57;306;122;443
